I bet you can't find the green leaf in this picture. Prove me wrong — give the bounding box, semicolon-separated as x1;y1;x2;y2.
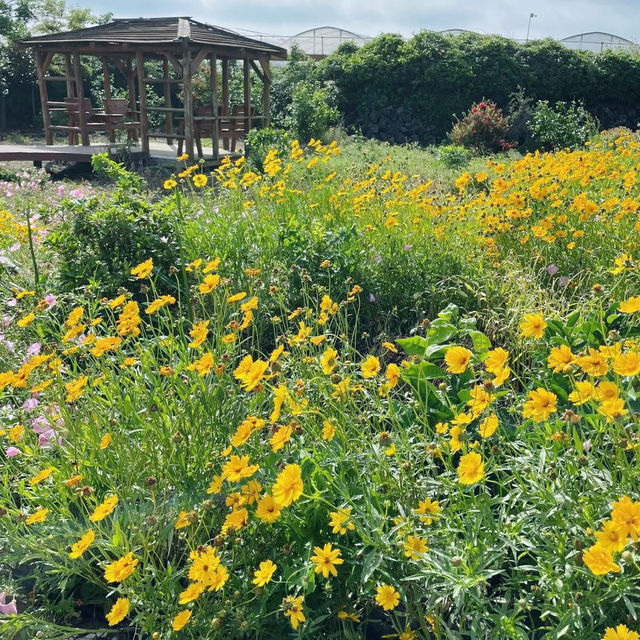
425;321;457;347
403;362;447;381
396;336;427;356
468;330;491;354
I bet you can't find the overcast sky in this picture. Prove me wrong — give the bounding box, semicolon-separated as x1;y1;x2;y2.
83;0;640;42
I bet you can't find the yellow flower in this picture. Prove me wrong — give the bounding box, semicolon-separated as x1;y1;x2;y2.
612;351;640;377
198;274;220;293
188;546;221;584
383;341;398;353
444;346;472;374
175;510;195;530
99;433;112;449
329;507;355;534
130;258;153;279
599;397;628;422
256;494;282;523
222;455;259;483
611;495;640;540
415;498;441;524
311;542;344;578
595;520;629;553
568;380;596;405
272;463;303;507
17;312;35;328
602;625;640;640
203;257;221;273
89;494;119;522
386;363;401;388
478;413;498;437
69;530;95;558
375;584;400;610
520;313;547;339
189;320;209;348
253;559;277;586
26;507;49;525
523;388;557;422
106;598;130;626
322;420;336;441
192;174;207;187
283;595;306;629
172;609;192;631
361;355;380;378
270;424;293;452
484;347;509;375
29;466;55;486
320;348;338;375
145;295;176;315
547;344;575;373
104;552;139;582
163;178;177;190
187;352;214;376
178;582;205;604
457;452;485;484
582;544;621;575
619;296;640;314
404;535;429;559
227;291;247;303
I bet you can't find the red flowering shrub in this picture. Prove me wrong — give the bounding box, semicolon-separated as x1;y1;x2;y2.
448;100;515;152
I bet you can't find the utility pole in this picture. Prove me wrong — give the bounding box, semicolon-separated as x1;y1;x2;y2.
526;12;537;42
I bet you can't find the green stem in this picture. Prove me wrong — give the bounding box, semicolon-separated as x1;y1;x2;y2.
25;206;40;293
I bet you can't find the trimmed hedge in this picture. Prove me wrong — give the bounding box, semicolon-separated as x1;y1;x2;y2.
320;31;640;144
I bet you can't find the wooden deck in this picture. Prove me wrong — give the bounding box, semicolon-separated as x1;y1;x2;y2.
0;141;242;166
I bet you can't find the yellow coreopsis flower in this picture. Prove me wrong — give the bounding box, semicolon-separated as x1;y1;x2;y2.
457;451;485;484
444;346;472;374
104;552;139;582
375;584;400;611
172;609;192;631
311;543;343;578
272;463;303;507
69;530;95;559
130;258;153;279
520;313;547;339
361;355;380;378
523;388;557;422
106;598;130;626
253;559;277;586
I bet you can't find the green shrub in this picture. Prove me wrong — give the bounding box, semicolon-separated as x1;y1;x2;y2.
245;127;290;171
437;143;471;169
527;99;599;150
45;155;180;295
285;81;340;142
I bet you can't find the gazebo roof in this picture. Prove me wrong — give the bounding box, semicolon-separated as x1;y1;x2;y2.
17;17;287;59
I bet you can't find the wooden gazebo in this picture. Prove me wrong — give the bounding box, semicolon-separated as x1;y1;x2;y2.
17;17;287;162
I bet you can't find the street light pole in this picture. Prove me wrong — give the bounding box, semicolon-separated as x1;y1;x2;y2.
526;12;537;42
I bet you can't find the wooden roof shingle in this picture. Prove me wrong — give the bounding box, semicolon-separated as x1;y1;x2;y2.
17;17;287;58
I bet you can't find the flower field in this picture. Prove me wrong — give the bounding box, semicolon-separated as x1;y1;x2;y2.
2;132;640;639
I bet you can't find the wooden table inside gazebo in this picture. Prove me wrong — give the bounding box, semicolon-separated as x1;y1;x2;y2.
16;17;287;162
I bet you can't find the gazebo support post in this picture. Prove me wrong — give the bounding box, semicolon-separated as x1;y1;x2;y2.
125;58;138;142
243;57;251;134
163;58;173;144
182;46;194;159
260;58;271;127
221;57;229;150
102;57;115;143
209;53;219;160
64;54;75;144
72;52;89;146
135;51;150;154
35;51;53;145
